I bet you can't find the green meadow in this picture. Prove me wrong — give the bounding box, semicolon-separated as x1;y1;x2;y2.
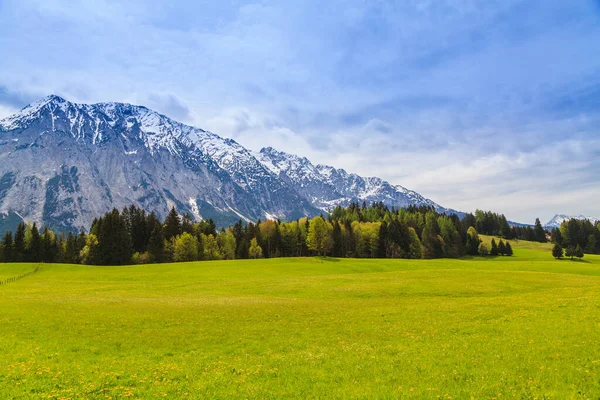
1;238;599;399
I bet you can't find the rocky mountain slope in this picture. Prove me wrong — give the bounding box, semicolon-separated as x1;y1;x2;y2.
0;95;457;232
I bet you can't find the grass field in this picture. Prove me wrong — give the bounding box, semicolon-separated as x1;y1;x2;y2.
1;238;599;399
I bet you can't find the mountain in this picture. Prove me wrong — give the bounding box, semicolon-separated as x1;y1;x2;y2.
0;95;458;232
544;214;600;229
255;147;461;215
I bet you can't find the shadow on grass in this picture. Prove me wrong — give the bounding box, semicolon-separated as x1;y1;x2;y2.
315;256;341;262
558;258;592;264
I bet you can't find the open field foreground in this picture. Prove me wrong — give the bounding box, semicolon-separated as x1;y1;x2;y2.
1;239;599;399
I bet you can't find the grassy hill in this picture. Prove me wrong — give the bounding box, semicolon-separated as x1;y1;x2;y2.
0;240;599;398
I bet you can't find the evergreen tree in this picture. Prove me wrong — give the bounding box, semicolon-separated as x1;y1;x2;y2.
586;235;597;254
13;222;26;262
27;223;42;262
565;245;575;259
465;227;480;255
163;207;182;240
2;231;13;262
64;232;79;264
332;221;343;257
41;227;58;263
552;243;563;259
490;238;498;256
505;242;513;256
181;214;193;234
533;218;546;242
575;244;584;260
497;240;506;256
96;209;133;265
147;223;165;263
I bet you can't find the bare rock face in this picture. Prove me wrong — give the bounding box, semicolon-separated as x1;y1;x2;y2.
0;95;457;232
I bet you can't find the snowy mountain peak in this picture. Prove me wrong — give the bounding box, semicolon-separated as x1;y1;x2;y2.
544;214;600;229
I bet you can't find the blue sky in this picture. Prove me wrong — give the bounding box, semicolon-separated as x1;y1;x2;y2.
0;0;599;223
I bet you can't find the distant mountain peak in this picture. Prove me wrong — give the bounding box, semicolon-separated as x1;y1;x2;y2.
544;214;599;229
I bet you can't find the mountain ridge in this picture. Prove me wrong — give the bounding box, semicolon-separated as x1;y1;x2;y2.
0;95;459;232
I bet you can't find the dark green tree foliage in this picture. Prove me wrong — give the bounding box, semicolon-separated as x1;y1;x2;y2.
465;227;480;256
13;222;26;262
28;223;42;262
505;242;513;256
565;245;575;259
181;214;193;234
497;240;506;256
552;243;563;259
332;221;343;257
490;238;498;256
95;209;133;265
575;244;584;260
2;231;13;262
558;218;599;254
163;207;182;240
41;227;59;263
147;223;165;263
533;218;547;243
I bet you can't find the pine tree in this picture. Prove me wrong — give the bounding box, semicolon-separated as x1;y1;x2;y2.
533;218;546;242
96;209;133;265
147;223;165;263
497;240;506;256
490;238;498;256
332;221;343;257
505;242;513;256
575;244;584;260
552;243;563;259
565;245;575;259
465;227;480;255
163;207;182;240
13;223;25;262
28;223;42;262
2;231;13;262
586;235;597;254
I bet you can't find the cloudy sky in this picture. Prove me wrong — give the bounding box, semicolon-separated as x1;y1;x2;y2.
0;0;599;223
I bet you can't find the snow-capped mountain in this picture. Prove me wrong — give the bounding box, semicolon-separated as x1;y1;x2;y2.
544;214;599;229
0;95;458;232
255;147;461;215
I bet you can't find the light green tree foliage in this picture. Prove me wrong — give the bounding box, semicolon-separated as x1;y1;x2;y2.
248;238;263;259
79;234;99;265
217;230;237;260
351;221;380;258
478;242;489;256
307;216;332;256
201;234;223;260
173;232;199;262
407;227;423;259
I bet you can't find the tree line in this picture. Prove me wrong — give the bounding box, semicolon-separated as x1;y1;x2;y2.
0;203;519;265
550;217;600;260
461;210;547;243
